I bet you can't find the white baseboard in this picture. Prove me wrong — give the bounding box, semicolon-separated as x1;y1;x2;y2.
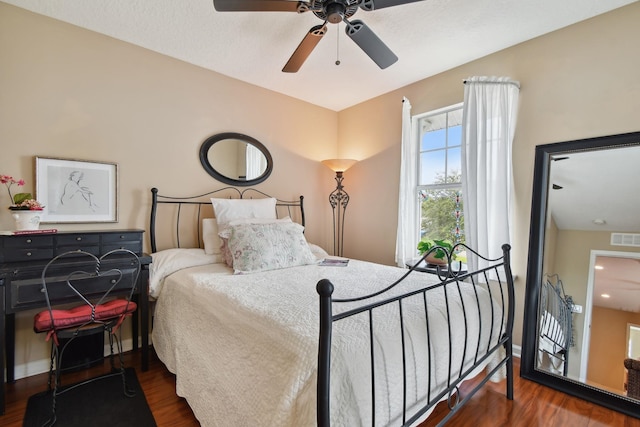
513;343;522;359
13;338;135;381
13;339;521;381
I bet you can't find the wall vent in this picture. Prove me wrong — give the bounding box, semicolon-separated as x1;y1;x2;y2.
610;233;640;247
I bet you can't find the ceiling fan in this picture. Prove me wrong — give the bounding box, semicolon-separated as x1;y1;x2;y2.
212;0;426;72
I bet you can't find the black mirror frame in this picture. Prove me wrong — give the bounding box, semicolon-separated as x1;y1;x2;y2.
199;132;273;186
522;130;640;418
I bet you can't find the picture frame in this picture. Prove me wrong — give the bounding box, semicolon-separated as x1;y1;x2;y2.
35;157;118;223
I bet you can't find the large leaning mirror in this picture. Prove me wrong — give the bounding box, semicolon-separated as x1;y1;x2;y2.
199;132;273;186
522;131;640;417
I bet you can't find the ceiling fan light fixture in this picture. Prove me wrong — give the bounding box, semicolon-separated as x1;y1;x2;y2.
592;218;606;225
325;1;347;23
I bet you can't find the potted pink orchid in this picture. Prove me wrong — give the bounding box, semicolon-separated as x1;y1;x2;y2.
2;174;44;231
1;174;44;210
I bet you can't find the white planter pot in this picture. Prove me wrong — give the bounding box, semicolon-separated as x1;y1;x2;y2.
12;210;42;231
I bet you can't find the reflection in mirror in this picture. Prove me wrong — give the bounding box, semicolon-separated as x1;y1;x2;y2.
199;133;273;186
583;252;640;396
522;131;640;418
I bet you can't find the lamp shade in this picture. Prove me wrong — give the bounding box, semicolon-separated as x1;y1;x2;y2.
321;159;358;172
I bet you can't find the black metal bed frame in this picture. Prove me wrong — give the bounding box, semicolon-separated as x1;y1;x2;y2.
149;187;304;253
149;188;515;426
317;243;515;427
538;274;573;377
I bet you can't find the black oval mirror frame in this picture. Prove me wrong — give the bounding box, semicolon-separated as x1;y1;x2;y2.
199;132;273;186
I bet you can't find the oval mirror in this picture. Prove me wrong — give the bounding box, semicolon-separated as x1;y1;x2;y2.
199;133;273;186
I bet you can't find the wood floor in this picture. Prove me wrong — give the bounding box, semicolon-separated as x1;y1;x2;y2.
2;349;639;426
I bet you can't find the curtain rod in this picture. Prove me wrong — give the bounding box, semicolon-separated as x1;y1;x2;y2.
463;79;521;89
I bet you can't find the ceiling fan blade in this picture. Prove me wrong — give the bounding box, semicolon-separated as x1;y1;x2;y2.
213;0;305;12
345;20;398;69
282;24;327;73
359;0;425;11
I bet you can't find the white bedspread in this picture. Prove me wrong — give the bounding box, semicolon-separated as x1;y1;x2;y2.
152;258;504;427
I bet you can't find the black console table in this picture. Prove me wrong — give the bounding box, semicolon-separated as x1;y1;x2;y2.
0;229;151;414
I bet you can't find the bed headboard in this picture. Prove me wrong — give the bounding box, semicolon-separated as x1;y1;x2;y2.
149;187;305;253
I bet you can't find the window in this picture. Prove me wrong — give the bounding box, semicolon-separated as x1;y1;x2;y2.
416;104;464;245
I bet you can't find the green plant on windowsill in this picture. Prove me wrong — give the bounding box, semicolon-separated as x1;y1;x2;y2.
417;238;457;265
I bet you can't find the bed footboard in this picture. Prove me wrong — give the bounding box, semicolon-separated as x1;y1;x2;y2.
317;243;515;427
538;274;573;376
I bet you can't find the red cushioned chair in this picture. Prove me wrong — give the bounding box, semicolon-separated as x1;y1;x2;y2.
33;249;141;426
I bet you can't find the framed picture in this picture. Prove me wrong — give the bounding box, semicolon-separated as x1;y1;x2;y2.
35;157;118;223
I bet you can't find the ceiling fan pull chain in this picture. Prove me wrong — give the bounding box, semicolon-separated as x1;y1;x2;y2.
336;23;341;66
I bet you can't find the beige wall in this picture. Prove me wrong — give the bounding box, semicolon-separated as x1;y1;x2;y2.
0;3;338;247
337;2;640;347
589;306;640;394
2;2;640;375
0;3;338;377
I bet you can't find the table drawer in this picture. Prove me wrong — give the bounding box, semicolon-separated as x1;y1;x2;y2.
4;248;55;263
3;235;54;248
103;242;142;254
56;234;101;246
103;232;142;244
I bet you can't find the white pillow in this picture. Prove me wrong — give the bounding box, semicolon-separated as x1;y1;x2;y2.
211;197;277;228
202;218;222;255
228;216;291;227
150;248;222;297
307;243;329;259
218;221;317;274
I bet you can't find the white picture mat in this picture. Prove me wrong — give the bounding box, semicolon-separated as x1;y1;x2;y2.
36;157;118;223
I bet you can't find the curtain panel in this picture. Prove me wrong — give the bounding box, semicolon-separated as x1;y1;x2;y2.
395;97;418;267
461;76;520;272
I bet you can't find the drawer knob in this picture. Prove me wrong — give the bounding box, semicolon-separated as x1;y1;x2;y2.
111;279;117;284
26;239;32;243
76;237;82;241
26;252;32;257
119;235;125;239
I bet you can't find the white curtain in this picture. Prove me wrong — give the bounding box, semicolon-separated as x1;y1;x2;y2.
395;97;418;267
461;76;520;272
245;144;265;179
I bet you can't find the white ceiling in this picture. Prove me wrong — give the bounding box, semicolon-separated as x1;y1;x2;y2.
594;255;640;313
2;0;637;111
548;145;640;233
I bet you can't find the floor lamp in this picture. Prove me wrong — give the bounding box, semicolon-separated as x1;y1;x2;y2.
321;159;357;257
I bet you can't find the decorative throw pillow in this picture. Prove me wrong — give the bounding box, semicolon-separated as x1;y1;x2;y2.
219;237;234;267
219;221;317;274
211;197;277;228
219;217;293;267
